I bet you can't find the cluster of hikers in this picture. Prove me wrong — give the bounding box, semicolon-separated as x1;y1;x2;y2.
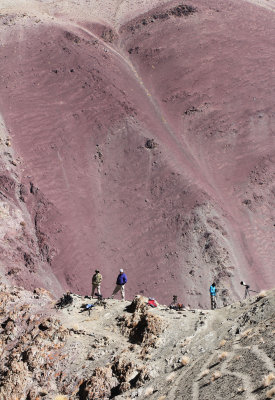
209;281;256;310
92;268;219;310
57;271;255;312
92;268;127;301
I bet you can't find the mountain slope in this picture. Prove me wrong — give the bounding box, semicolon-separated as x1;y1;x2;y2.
0;0;274;306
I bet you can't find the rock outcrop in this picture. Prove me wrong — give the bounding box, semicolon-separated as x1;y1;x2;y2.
118;296;164;348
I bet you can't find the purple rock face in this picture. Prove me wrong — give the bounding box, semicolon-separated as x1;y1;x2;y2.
0;0;274;307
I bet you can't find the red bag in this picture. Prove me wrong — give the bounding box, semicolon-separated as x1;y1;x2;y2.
148;298;157;308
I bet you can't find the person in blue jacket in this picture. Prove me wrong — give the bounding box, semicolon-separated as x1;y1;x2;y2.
111;269;127;300
210;282;217;310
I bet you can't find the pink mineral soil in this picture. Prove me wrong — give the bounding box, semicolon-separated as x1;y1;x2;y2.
0;0;274;307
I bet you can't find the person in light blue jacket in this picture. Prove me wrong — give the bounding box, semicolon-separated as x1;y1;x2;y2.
111;269;128;300
210;282;217;310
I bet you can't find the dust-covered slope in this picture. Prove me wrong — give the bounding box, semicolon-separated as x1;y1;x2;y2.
0;282;274;399
0;0;274;306
0;114;63;293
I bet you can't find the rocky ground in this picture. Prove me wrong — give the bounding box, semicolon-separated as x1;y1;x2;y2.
0;281;274;399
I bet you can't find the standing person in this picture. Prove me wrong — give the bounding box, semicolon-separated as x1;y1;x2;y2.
209;282;217;310
111;269;127;300
91;269;102;298
240;281;251;299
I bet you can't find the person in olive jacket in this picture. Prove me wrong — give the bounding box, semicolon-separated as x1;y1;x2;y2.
91;269;102;298
111;269;127;300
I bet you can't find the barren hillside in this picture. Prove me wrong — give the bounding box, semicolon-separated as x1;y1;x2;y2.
0;0;274;307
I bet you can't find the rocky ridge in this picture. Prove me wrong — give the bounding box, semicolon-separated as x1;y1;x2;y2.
0;282;274;399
